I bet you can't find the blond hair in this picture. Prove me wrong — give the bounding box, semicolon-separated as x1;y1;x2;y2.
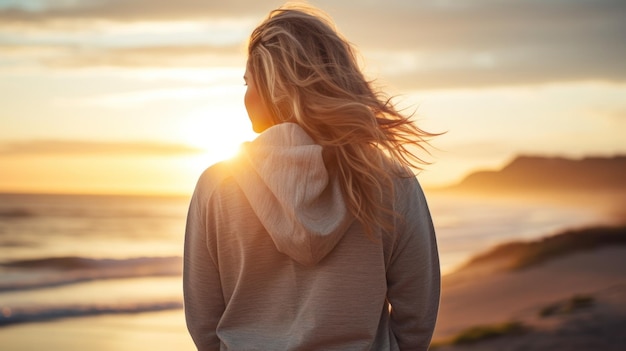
247;5;437;236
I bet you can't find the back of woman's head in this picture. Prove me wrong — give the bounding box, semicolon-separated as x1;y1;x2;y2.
248;7;370;130
247;5;437;237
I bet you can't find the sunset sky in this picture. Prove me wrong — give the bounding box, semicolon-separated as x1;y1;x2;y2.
1;0;625;195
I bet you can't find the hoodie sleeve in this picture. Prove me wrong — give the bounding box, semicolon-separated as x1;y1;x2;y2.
183;173;225;351
386;176;441;350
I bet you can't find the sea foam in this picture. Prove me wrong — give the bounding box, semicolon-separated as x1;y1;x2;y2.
0;256;182;292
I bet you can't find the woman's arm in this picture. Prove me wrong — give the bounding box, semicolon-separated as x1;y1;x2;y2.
387;177;441;350
183;183;225;351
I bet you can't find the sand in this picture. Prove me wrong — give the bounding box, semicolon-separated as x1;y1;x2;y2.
0;310;195;351
432;247;626;350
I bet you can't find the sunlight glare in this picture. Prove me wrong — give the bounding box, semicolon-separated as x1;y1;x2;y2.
179;105;256;163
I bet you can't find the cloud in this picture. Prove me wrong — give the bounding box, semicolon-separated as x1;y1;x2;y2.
1;0;624;88
0;0;284;22
53;85;244;108
335;0;626;88
335;1;626;49
375;44;626;90
0;140;204;156
44;44;244;68
0;42;246;72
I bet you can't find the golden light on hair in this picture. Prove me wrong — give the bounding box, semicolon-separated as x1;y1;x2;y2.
245;4;443;237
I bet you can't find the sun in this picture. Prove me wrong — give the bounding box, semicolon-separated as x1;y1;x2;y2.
179;106;257;163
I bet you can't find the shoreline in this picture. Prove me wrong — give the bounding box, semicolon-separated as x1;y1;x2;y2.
3;244;624;350
0;309;195;351
1;204;624;350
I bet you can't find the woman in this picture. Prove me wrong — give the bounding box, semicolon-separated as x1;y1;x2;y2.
184;5;440;350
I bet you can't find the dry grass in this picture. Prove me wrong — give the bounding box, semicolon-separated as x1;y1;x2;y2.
431;321;528;348
539;294;594;318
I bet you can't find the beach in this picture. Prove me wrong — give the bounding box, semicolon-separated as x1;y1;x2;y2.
2;0;625;348
0;191;623;350
1;310;193;351
433;245;626;350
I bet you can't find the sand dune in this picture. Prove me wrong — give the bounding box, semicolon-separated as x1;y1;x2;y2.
432;243;626;350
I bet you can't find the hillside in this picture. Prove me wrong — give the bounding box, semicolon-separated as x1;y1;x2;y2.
442;155;626;194
453;225;626;276
434;228;626;350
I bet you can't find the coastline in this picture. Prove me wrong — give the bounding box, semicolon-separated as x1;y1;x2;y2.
1;189;624;350
2;224;624;351
432;223;626;350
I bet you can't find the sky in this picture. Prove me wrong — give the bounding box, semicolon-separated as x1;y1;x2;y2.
1;0;625;195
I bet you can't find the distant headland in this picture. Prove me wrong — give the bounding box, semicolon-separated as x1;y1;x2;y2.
436;155;626;194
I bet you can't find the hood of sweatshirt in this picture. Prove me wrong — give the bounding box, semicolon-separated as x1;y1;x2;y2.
229;123;354;266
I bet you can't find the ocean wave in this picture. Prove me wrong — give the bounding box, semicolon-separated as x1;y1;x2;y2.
0;301;183;327
0;207;183;220
0;239;39;248
0;208;34;218
0;256;182;292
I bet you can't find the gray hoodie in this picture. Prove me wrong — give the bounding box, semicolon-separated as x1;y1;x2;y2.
184;123;440;351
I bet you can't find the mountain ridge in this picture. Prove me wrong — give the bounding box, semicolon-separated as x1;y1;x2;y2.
438;155;626;194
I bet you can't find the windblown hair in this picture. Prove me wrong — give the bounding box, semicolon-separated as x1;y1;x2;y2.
247;5;438;236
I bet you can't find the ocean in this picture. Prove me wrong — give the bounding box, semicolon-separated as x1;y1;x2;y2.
0;191;608;350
